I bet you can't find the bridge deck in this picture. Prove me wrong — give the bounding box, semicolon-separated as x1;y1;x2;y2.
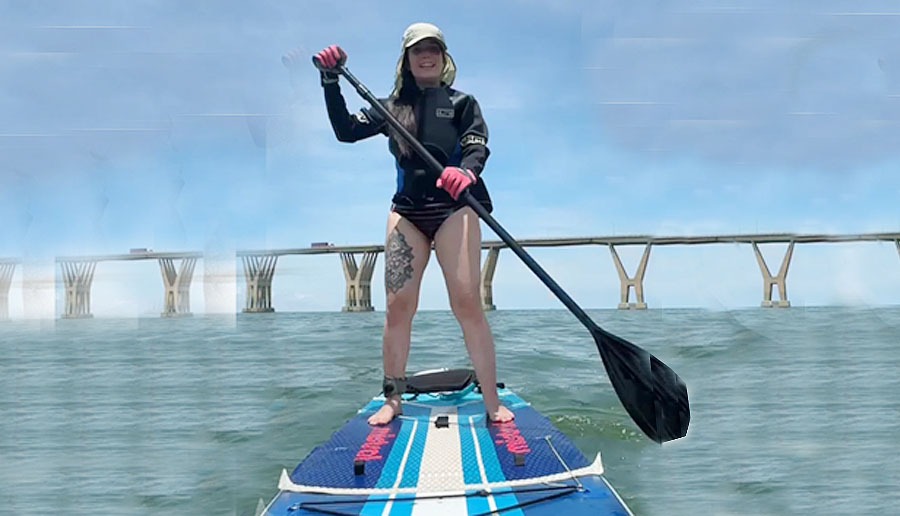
235;232;900;256
55;252;204;262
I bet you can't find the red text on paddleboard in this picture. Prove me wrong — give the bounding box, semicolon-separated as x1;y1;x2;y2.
493;421;531;455
354;427;396;462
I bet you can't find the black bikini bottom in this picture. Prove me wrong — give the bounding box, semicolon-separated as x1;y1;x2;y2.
391;202;467;241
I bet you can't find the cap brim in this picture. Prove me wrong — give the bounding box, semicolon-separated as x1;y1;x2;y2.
404;35;446;50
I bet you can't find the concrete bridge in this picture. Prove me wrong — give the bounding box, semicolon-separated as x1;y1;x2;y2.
0;258;20;320
238;245;382;313
237;232;900;313
2;232;899;319
52;250;202;318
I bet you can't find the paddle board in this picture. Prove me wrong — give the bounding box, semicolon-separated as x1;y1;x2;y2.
261;368;634;515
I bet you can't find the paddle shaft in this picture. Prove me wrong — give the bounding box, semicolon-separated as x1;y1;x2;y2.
334;64;602;335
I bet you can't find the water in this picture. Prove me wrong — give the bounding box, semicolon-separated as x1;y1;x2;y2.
2;306;899;515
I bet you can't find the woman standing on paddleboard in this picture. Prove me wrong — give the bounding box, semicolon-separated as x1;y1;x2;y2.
314;22;514;425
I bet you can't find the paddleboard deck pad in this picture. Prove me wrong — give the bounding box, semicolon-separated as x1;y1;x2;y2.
262;369;634;515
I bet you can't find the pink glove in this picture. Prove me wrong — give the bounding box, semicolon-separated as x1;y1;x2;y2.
436;167;477;200
314;45;347;69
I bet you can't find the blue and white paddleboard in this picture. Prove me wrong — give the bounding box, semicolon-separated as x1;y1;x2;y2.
262;369;634;515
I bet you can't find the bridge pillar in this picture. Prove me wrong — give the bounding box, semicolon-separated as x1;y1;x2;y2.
60;261;97;318
159;257;197;317
481;247;500;311
341;251;378;312
752;241;793;308
609;243;651;309
0;261;16;320
896;239;899;259
241;255;278;313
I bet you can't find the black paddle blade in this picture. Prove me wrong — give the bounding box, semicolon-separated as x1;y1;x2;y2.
592;326;690;444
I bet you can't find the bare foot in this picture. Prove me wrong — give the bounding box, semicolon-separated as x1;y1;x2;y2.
488;404;515;423
367;398;402;425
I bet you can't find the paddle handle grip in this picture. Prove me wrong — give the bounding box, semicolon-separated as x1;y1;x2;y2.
311;55;329;72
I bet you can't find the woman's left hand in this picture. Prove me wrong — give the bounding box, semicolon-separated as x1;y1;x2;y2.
436;167;477;200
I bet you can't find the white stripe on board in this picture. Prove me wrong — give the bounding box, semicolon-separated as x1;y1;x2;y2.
467;415;498;514
410;406;467;515
380;417;420;515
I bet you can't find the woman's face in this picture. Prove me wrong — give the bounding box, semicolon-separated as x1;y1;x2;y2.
407;38;444;85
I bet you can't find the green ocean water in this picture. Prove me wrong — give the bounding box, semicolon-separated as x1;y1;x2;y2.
2;306;899;515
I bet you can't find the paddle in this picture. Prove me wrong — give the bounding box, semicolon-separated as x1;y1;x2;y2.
314;57;690;444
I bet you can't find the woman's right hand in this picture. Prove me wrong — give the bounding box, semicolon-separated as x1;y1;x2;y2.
314;45;347;70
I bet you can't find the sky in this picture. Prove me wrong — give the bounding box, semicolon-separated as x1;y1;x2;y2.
1;0;900;318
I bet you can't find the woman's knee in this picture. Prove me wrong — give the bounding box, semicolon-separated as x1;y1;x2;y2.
448;286;483;321
385;291;418;326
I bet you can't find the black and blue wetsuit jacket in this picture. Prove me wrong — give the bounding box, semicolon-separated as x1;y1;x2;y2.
321;78;493;213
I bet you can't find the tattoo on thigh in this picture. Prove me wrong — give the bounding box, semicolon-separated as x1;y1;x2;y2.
385;228;414;294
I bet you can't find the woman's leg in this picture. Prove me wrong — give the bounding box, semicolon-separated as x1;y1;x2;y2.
369;210;432;425
433;207;514;422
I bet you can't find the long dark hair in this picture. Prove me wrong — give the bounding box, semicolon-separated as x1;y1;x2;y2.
386;54;418;158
